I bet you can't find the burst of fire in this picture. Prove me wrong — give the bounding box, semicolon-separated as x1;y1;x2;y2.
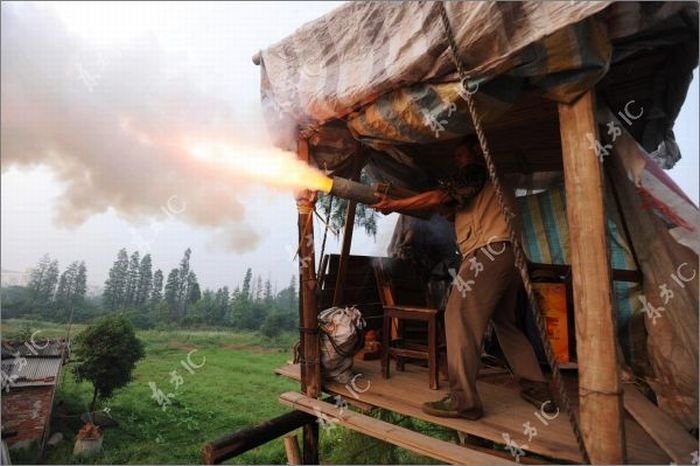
188;140;333;193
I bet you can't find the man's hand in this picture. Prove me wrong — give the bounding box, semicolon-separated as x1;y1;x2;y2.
372;194;402;214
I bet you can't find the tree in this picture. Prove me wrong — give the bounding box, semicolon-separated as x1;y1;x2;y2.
56;262;77;305
187;271;201;304
56;261;87;308
241;268;253;301
317;170;378;237
103;249;129;310
72;315;145;411
215;287;230;325
75;261;87;300
151;269;164;305
264;278;273;306
164;268;180;314
28;254;59;305
254;276;263;303
136;254;153;305
125;251;141;306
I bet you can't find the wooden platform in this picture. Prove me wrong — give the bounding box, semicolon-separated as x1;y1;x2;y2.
276;360;671;464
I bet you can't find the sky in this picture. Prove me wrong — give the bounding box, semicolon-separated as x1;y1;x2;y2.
1;1;698;293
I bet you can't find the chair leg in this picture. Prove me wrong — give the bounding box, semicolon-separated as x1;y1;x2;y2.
396;358;405;372
382;313;391;379
428;316;438;390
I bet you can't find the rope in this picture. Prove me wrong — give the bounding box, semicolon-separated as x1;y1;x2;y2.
317;195;335;277
437;3;590;463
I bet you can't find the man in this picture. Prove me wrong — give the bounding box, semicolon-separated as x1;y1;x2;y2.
373;136;555;420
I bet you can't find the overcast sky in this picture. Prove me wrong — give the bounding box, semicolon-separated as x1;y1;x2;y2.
1;2;698;293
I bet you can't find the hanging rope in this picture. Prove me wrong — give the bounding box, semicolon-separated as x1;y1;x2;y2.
317;195;335;277
437;3;590;463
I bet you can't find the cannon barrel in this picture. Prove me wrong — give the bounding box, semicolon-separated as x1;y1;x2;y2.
327;176;431;219
328;176;380;205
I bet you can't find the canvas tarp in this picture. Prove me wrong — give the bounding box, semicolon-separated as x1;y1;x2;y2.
259;2;695;163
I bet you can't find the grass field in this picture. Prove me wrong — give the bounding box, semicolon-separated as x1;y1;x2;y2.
2;319;300;464
1;319;445;464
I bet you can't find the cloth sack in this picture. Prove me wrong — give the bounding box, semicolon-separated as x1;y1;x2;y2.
318;306;365;384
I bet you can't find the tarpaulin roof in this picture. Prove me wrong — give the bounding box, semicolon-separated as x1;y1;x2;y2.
258;1;697;171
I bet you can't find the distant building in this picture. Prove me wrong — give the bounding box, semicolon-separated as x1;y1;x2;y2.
1;339;67;450
0;268;31;287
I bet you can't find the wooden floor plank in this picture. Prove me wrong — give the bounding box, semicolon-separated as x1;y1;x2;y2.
276;361;670;464
279;391;515;465
623;386;699;464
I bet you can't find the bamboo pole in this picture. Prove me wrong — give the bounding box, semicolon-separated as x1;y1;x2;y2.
296;137;321;464
558;91;626;463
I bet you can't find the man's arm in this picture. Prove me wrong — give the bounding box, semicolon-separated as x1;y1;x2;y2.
372;189;452;215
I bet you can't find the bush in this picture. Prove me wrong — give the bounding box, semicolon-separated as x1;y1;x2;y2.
72;314;145;411
260;312;286;338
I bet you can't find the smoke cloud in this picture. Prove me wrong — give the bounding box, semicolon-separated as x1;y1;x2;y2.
1;5;299;253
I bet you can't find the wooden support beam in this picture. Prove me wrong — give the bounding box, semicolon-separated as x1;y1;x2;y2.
284;435;302;465
332;200;357;306
623;386;699;464
558;91;626;464
296;137;321;464
201;410;315;464
333;155;363;306
279;392;515;465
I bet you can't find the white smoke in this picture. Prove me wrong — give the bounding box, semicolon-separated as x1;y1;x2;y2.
1;5;295;253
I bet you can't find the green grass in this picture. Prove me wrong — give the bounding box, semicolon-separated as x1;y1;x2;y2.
1;319;451;464
3;319;299;464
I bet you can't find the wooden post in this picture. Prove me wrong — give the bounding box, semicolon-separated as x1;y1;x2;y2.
284;435;302;465
333;155;363;306
558;91;626;463
333;200;357;306
201;410;315;464
296;137;321;464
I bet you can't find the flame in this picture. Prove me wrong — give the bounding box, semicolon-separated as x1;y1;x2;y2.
188;140;333;193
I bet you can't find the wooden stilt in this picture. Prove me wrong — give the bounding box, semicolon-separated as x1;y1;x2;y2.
333;156;363;306
296;137;321;464
332;200;357;306
558;91;626;463
284;435;302;465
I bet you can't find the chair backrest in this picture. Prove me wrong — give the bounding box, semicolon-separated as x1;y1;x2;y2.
372;258;436;345
372;257;431;308
318;254;383;331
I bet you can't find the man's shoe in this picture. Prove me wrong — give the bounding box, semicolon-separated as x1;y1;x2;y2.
422;395;483;420
520;380;559;415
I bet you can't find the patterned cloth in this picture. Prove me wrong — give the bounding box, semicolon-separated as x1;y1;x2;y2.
516;187;648;373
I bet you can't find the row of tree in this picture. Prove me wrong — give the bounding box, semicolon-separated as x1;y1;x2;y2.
6;248;298;336
27;254;88;308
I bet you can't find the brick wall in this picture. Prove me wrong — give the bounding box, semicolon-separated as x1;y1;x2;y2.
1;385;55;449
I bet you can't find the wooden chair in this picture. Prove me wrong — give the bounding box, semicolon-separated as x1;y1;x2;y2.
373;258;445;390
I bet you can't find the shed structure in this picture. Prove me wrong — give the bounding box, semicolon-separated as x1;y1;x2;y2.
205;2;699;464
1;339;67;452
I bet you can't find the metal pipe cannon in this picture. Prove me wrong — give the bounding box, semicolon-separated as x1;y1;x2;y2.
327;176;431;219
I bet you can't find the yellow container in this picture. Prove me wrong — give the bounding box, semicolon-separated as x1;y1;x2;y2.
533;282;570;364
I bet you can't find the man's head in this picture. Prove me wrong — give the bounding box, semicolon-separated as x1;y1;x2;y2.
454;135;483;168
